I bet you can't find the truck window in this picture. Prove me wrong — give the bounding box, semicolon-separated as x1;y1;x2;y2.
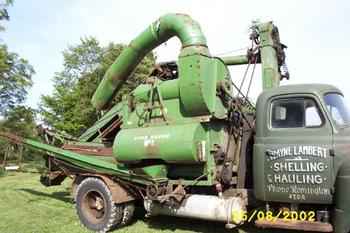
271;98;322;128
324;93;350;127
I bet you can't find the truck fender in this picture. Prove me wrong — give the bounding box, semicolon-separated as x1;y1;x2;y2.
333;158;350;233
71;174;136;204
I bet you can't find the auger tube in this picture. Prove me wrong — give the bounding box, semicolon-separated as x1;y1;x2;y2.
91;13;209;110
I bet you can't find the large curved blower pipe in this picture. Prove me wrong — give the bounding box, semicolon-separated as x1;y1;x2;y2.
91;13;210;110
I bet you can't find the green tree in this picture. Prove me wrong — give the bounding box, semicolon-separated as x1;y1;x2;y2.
0;1;34;115
0;105;36;136
40;37;155;136
0;0;34;115
0;45;34;115
0;0;37;164
0;0;13;31
0;106;37;163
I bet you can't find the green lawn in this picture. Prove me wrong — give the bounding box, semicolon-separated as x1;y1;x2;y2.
0;171;296;233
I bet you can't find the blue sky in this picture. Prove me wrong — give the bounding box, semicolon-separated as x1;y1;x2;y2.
2;0;350;108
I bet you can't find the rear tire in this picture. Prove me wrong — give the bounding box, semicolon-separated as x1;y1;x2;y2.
121;202;135;225
75;177;123;232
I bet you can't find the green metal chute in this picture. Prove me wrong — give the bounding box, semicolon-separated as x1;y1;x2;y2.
91;13;209;110
0;132;165;185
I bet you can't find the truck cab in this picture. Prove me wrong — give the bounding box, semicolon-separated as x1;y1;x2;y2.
254;84;350;232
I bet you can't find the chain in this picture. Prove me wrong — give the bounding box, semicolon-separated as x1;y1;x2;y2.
245;55;257;103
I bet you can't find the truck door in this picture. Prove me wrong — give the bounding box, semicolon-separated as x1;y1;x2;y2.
254;94;333;204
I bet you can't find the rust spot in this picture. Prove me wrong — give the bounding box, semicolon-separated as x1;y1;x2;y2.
61;144;114;157
255;219;333;232
99;117;122;139
72;174;136;203
175;13;190;17
145;143;159;157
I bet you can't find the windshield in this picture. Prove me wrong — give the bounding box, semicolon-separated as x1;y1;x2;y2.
324;93;350;127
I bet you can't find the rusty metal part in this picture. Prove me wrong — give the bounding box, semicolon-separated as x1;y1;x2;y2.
158;183;186;205
146;184;161;200
40;170;67;187
99;118;122;139
255;219;333;232
145;181;187;205
72;174;136;204
165;184;186;203
101;176;135;204
81;189;106;224
37;125;78;145
222;189;249;205
0;132;24;144
237;115;255;189
61;144;114;157
220;100;244;185
150;61;178;81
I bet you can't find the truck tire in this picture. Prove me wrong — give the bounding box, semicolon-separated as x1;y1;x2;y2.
75;177;123;232
121;202;135;225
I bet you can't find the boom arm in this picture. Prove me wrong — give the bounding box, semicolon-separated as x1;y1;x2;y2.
220;22;288;90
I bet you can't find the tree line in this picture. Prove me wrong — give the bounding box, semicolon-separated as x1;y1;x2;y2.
0;1;155;162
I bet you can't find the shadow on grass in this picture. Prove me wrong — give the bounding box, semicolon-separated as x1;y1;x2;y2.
130;207;236;233
18;188;72;203
146;216;234;233
11;190;303;233
130;207;300;233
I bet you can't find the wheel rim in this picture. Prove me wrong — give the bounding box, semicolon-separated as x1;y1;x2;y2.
81;190;107;224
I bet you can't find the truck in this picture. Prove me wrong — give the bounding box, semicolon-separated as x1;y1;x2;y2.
1;13;350;233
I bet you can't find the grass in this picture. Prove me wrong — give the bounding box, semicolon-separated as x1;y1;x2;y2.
0;171;299;233
0;169;5;177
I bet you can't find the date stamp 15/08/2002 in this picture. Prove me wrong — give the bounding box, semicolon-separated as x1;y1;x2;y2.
232;210;316;223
